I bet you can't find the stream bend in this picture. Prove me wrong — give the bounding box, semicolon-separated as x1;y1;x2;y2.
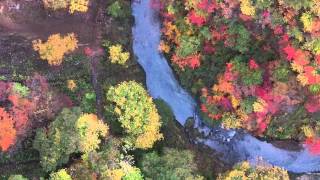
131;0;320;173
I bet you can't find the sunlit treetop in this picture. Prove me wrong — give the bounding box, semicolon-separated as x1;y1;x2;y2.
69;0;89;14
32;33;78;66
67;80;77;91
42;0;89;14
108;44;130;65
49;169;72;180
106;81;163;149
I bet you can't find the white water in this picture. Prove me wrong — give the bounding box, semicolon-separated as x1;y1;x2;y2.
132;0;320;173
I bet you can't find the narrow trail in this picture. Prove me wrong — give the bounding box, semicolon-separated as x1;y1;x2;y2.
88;0;105;120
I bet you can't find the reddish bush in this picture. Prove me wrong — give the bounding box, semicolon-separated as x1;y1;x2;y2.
198;0;217;13
172;54;201;69
249;59;259;69
283;45;296;61
188;10;206;27
84;47;94;57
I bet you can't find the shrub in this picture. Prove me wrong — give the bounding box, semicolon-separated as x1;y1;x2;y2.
273;65;290;82
8;175;28;180
12;83;30;97
154;99;174;126
80;92;96;113
107;1;129;19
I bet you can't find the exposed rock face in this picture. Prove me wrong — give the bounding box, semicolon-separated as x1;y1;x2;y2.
296;173;320;180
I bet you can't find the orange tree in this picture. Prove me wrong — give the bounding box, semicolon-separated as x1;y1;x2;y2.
0;108;16;151
0;81;36;151
32;33;78;66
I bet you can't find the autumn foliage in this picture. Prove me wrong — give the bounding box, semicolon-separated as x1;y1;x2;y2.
0;81;35;151
33;33;78;66
69;0;89;14
106;81;163;149
43;0;89;14
305;137;320;155
0;108;16;151
218;161;289;180
159;0;320;153
108;44;130;65
0;75;63;152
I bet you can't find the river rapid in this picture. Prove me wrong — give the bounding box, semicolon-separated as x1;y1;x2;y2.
132;0;320;173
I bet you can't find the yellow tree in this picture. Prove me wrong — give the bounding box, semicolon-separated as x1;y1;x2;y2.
32;33;78;66
69;0;89;14
218;161;289;180
42;0;89;14
106;81;163;149
43;0;68;10
108;44;130;65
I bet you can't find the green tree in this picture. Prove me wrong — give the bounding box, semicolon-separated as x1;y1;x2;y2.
8;175;28;180
176;35;201;58
273;65;290;82
49;169;72;180
80;92;97;113
76;139;143;180
33;107;108;172
232;59;263;86
106;81;163;149
140;148;203;180
282;0;313;10
227;23;251;53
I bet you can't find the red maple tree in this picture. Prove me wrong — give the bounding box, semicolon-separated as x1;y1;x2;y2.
188;10;206;27
0;108;16;151
305;137;320;155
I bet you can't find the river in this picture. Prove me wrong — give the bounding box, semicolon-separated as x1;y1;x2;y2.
131;0;320;173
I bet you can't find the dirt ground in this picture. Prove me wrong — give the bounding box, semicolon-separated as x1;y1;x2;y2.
0;0;107;78
0;0;98;44
0;0;144;177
